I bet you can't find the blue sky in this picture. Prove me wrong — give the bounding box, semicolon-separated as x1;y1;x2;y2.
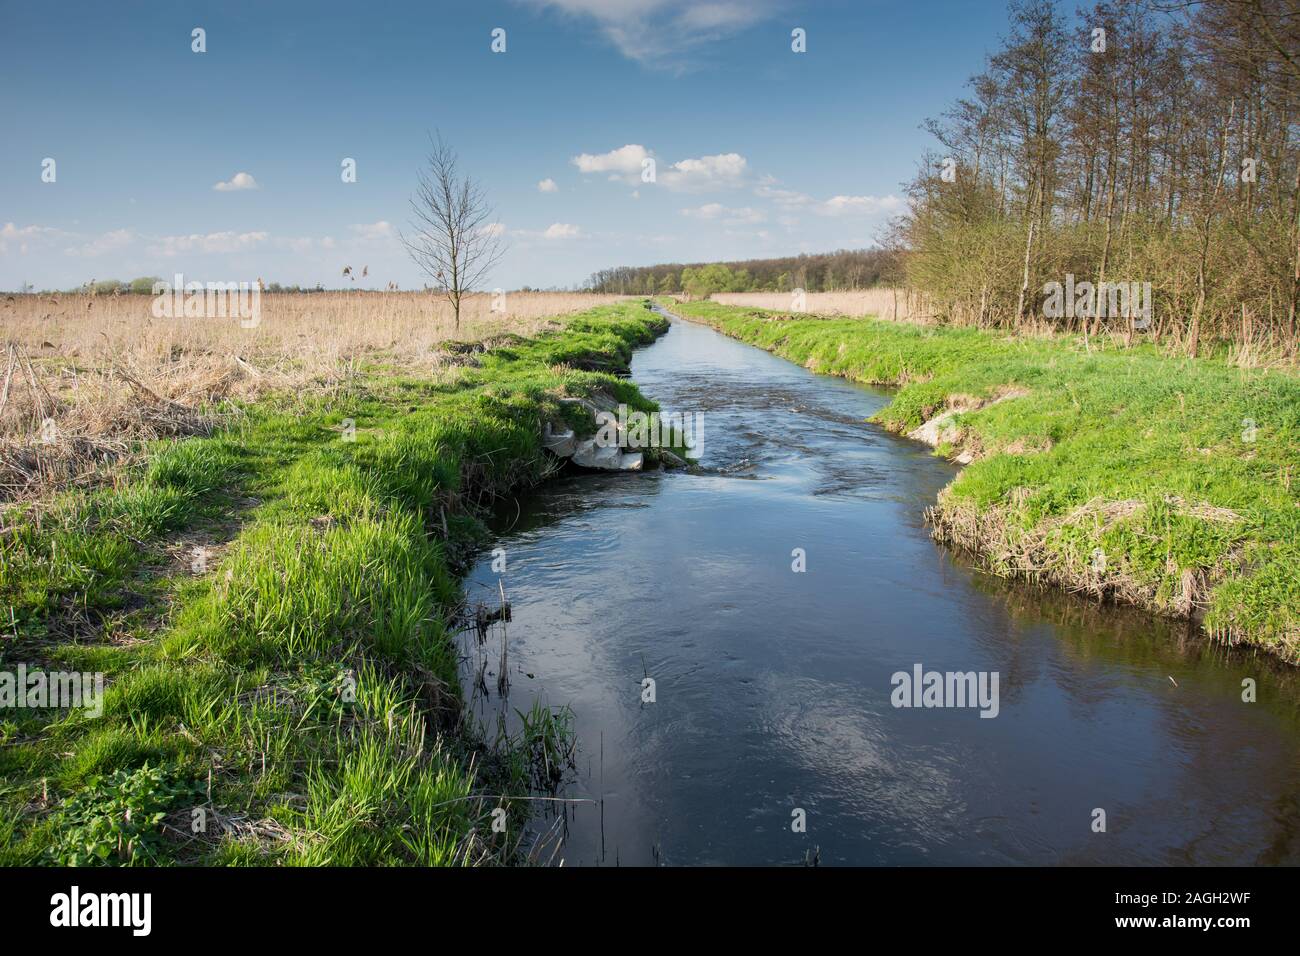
1;0;1012;291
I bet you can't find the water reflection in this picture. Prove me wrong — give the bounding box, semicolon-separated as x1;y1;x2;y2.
460;316;1300;866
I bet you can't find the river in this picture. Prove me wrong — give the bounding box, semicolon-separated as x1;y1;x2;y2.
459;311;1300;866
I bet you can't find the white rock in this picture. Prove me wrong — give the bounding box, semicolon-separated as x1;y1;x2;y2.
572;438;628;470
570;438;596;464
552;390;648;472
543;424;577;458
907;411;961;448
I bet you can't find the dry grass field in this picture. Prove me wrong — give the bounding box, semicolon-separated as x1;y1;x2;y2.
708;288;921;323
0;290;630;500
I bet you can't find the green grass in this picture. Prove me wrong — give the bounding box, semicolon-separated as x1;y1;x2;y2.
0;302;670;865
669;298;1300;660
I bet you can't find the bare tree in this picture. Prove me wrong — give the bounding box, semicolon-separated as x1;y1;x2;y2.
402;133;505;331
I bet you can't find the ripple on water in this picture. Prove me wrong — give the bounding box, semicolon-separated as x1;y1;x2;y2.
460;316;1300;866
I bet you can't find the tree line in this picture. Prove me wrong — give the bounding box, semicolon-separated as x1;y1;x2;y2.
900;0;1298;356
585;249;902;296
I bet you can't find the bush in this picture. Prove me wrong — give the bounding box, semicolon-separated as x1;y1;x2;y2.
129;276;163;295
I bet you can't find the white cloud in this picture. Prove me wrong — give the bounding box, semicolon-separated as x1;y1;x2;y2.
0;223;430;290
754;180;903;219
1;222;57;241
680;203;765;224
521;0;778;65
537;178;559;193
213;172;258;192
543;222;581;240
681;203;726;219
0;222;71;256
150;231;270;256
480;222;507;238
661;152;748;192
755;181;813;208
572;144;650;183
65;228;136;258
571;145;749;191
816;194;904;217
282;236;319;254
677;1;763;31
349;220;395;240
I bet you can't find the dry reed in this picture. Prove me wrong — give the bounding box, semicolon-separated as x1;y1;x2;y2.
0;290;630;500
709;288;922;323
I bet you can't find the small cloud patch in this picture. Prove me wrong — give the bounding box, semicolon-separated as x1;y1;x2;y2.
213;172;258;192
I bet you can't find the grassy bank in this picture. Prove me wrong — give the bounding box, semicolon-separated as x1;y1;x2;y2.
668;299;1300;662
0;302;668;865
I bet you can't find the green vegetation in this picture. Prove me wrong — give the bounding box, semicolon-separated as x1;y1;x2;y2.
902;0;1298;356
128;276;163;295
670;299;1300;661
0;302;669;865
586;249;899;295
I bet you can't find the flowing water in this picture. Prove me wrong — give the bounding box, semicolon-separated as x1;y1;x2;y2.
460;312;1300;866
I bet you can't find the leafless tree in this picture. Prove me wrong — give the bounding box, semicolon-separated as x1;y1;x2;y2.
402;133;505;331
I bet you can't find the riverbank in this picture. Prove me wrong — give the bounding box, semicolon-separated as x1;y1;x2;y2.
666;299;1300;663
0;303;670;865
